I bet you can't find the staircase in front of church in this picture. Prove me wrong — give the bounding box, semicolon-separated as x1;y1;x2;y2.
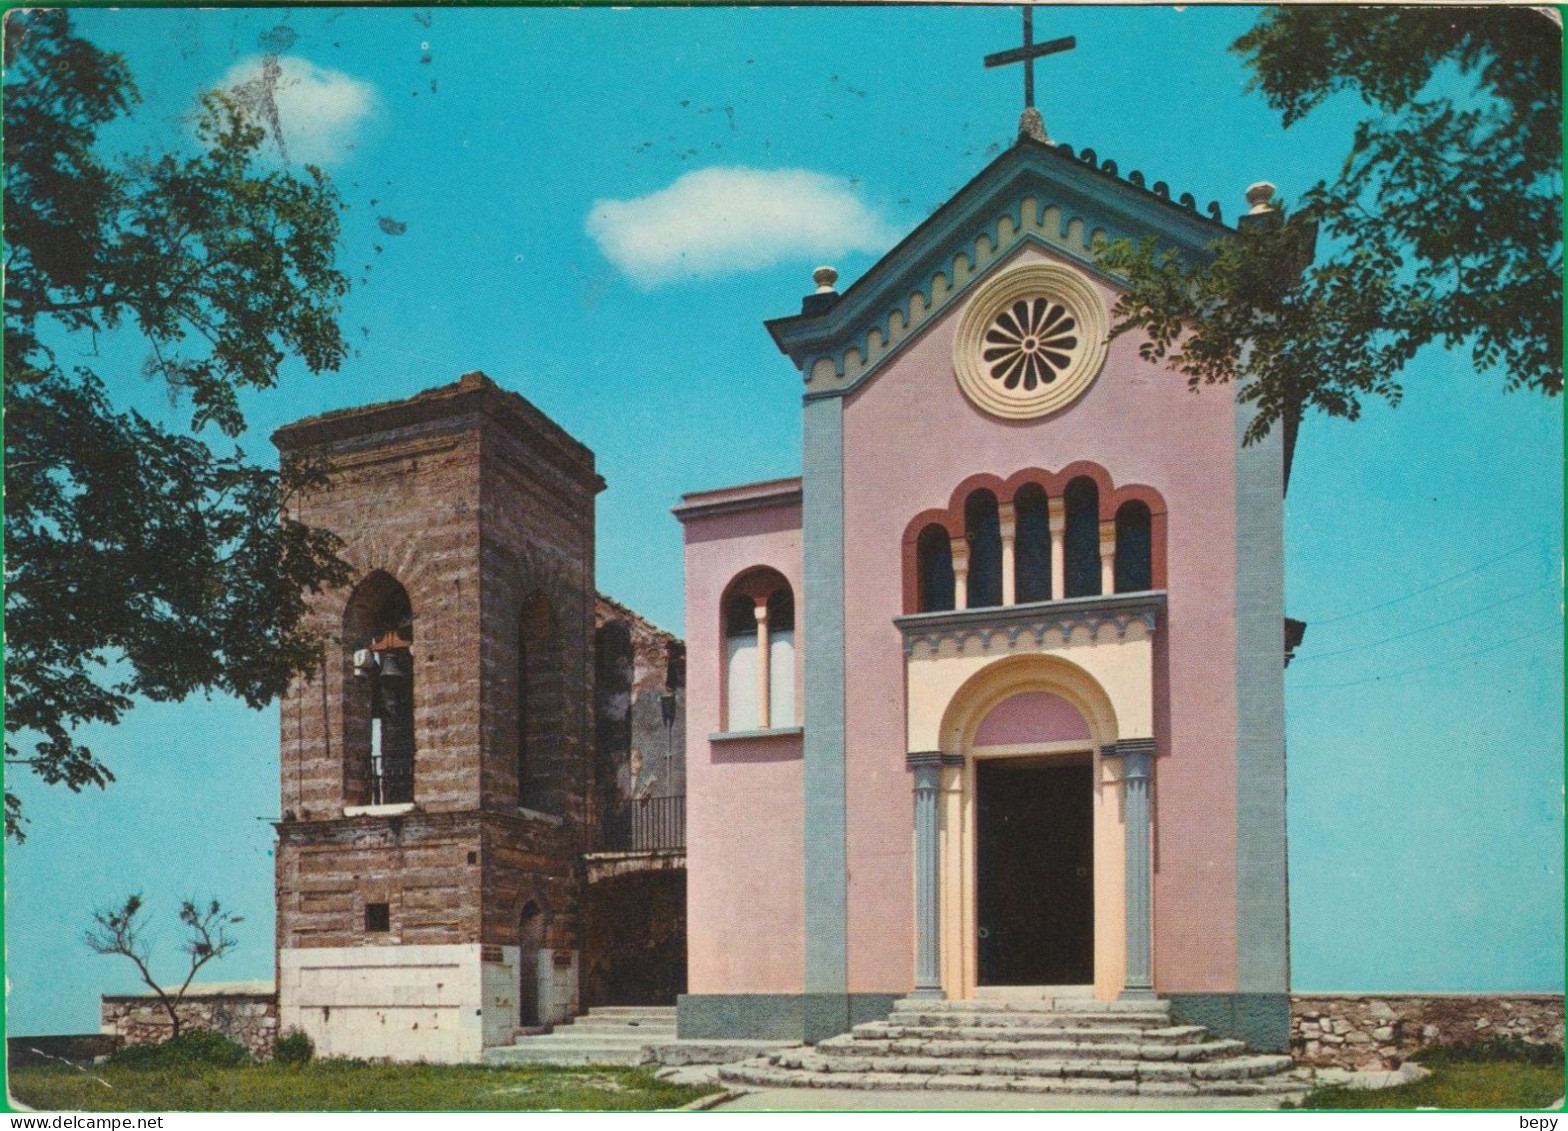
486;1006;679;1066
719;998;1309;1099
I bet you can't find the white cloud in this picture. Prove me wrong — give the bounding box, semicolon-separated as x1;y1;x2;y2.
214;55;376;166
586;166;898;287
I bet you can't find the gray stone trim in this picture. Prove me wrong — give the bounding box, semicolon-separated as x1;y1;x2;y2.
678;994;902;1043
1099;737;1157;759
910;758;943;1000
895;591;1164;658
671;482;803;521
1234;400;1289;995
678;994;803;1041
709;726;804;743
1167;993;1291;1053
905;750;944;769
801;397;849;1007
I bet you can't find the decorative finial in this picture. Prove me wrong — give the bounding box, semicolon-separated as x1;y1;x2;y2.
1245;182;1278;214
1017;106;1048;143
813;265;839;294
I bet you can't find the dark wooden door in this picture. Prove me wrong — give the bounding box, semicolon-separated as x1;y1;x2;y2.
976;758;1094;985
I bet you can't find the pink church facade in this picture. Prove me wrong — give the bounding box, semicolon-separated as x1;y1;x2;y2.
675;138;1291;1049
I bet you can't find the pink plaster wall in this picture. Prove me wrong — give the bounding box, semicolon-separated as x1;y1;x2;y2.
974;692;1091;746
680;499;806;993
840;243;1240;994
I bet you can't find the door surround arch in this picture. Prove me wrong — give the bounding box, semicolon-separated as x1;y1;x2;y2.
933;653;1128;1000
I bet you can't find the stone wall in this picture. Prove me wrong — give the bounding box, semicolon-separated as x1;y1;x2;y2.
101;982;278;1060
594;594;686;848
1291;993;1565;1070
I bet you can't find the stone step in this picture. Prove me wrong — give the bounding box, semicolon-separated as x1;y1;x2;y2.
778;1049;1292;1081
886;1009;1173;1029
859;1022;1211;1045
718;1059;1306;1099
511;1033;670;1047
484;1043;657;1067
820;1035;1249;1063
560;1020;678;1034
580;1006;678;1018
893;998;1170;1016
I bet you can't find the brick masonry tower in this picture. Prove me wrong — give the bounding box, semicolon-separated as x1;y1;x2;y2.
271;371;604;1062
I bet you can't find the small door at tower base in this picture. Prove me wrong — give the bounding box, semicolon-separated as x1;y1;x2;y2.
536;949;580;1025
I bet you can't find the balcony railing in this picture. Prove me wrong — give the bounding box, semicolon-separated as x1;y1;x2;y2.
625;795;685;852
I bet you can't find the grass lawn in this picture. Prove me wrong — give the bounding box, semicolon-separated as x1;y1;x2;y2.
8;1061;722;1112
1295;1062;1566;1111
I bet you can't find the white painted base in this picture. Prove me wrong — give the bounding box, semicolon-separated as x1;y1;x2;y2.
279;944;522;1063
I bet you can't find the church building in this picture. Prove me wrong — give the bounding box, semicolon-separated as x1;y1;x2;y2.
675;121;1294;1051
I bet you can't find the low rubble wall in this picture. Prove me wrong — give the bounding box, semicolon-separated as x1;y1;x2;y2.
1292;993;1564;1070
101;981;278;1060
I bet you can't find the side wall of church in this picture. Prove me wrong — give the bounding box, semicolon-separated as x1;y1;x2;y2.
681;497;806;996
838;242;1242;995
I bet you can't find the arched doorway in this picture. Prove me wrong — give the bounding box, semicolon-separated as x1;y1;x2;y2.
517;901;547;1027
934;654;1127;1001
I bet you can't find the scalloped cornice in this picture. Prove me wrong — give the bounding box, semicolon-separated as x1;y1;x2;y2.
765;140;1228;400
894;591;1165;660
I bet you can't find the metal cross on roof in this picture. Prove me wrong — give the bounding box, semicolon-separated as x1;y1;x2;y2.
984;6;1075;113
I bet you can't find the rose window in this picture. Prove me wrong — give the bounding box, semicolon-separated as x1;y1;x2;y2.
982;298;1079;391
953;261;1109;420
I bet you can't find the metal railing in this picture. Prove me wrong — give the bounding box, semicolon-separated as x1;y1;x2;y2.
370;754;413;806
628;795;684;851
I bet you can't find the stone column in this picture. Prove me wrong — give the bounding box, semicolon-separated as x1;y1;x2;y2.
906;751;946;999
998;501;1017;606
951;538;970;611
1108;738;1157;1000
754;600;771;729
1099;519;1118;596
1048;497;1066;600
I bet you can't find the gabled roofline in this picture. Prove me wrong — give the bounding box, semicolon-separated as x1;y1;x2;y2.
764;138;1232;392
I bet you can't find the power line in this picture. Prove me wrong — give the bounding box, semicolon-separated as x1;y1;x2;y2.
1290;579;1557;664
1302;537;1550;628
1290;623;1562;691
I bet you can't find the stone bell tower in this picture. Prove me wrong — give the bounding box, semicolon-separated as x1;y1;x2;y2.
271;371;603;1063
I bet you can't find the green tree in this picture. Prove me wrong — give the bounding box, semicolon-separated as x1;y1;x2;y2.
86;894;242;1040
3;11;353;839
1098;7;1562;443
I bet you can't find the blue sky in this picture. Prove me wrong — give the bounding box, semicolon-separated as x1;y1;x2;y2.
6;6;1562;1036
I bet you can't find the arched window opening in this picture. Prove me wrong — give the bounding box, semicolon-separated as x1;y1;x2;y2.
1115;500;1153;593
916;524;955;612
518;592;554;810
344;573;415;806
722;568;795;731
765;588;796;728
1063;476;1102;598
965;490;1003;609
725;593;760;731
1013;483;1052;603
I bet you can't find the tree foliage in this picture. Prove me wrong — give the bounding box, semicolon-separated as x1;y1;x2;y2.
1098;7;1562;443
3;11;353;838
86;894;243;1040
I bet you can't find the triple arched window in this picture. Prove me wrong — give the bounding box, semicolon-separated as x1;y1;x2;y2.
906;469;1164;614
721;568;796;731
